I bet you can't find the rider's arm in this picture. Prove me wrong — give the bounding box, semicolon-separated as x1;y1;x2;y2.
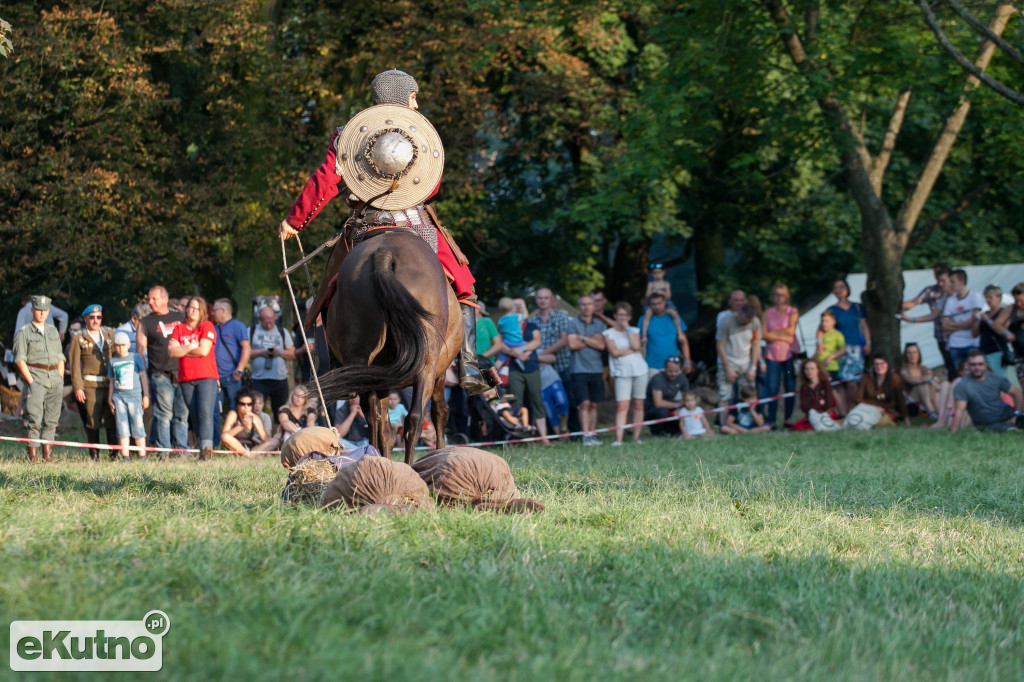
283;130;345;233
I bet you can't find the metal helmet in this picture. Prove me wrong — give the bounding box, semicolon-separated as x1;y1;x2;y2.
370;69;418;106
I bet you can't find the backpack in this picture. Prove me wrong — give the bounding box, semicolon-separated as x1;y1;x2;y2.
250;322;287;348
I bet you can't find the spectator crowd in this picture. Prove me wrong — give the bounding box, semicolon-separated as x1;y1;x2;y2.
10;260;1024;462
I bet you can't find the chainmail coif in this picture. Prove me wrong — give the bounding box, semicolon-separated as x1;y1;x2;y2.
370;70;419;106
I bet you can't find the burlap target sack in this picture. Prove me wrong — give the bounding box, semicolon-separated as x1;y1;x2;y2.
281;446;380;506
280;426;340;469
411;447;520;505
320;457;433;511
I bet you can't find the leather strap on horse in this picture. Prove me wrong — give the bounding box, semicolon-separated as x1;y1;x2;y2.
424;203;469;267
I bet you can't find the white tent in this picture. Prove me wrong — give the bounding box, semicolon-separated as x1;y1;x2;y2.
795;264;1024;370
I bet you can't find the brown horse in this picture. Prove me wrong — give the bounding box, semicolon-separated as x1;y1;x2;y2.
314;229;461;463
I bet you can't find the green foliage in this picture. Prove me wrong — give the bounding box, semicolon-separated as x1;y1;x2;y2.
2;0;1023;343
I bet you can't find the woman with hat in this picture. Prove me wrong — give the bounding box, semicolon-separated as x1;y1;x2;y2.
277;69;497;395
69;303;117;455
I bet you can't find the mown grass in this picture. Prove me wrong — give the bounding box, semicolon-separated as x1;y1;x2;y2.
1;429;1023;680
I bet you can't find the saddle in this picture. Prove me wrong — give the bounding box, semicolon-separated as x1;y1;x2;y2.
302;216;450;333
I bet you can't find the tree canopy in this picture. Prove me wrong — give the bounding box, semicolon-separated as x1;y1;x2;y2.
2;1;1023;355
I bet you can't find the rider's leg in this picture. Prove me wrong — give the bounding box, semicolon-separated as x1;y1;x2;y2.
434;232;499;393
457;294;500;394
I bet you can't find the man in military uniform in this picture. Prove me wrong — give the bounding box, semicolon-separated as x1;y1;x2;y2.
69;303;116;455
278;69;498;394
13;295;65;462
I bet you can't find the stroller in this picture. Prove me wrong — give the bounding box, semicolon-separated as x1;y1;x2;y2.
470;386;539;442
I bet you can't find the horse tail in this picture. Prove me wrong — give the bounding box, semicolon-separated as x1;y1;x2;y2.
315;246;438;400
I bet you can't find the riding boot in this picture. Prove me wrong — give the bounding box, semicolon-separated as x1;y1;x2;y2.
41;443;54;463
26;445;38;463
458;301;501;395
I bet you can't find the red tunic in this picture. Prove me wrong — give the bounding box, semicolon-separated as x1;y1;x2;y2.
284;129;475;297
171;321;219;383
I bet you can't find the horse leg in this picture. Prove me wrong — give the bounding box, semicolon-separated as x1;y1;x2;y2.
431;376;449;451
359;390;388;459
404;369;433;464
375;393;394;458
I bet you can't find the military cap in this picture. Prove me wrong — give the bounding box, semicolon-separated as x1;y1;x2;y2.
81;304;102;317
31;295;51;311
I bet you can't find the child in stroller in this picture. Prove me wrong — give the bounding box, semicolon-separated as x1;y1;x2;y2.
472;385;539;441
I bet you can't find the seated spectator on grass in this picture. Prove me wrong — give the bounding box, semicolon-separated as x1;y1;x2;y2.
221;390;268;457
644;357;690;436
794;358;836;432
933;360;971;430
899;342;939;420
812;353;908;431
388;390;408;440
335;396;370;447
951;350;1023;434
278;385;319;444
677;392;713;439
720;384;771;434
252;390;274;437
420;420;438;450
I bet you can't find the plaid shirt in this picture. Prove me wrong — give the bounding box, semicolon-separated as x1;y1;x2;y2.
916;285;949;343
529;309;571;372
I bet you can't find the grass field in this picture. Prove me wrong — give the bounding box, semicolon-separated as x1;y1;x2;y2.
1;429;1023;680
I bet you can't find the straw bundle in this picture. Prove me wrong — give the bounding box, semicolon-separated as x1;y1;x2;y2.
282;457;338;506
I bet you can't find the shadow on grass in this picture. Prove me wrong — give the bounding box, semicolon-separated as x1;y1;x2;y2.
0;471;188;496
8;529;1021;680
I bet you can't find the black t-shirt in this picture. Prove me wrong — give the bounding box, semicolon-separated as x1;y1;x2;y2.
1007;307;1024;356
139;311;185;373
334;401;369;441
645;371;690;407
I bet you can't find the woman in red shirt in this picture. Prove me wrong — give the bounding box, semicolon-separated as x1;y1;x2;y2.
169;296;219;460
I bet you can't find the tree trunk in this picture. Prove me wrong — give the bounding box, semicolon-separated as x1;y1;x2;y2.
693;213;725;311
762;0;1016;361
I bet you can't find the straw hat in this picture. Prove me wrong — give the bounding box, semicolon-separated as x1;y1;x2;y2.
334;104;444;210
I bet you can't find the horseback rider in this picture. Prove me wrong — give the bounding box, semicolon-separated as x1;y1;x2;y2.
278;69;499;395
